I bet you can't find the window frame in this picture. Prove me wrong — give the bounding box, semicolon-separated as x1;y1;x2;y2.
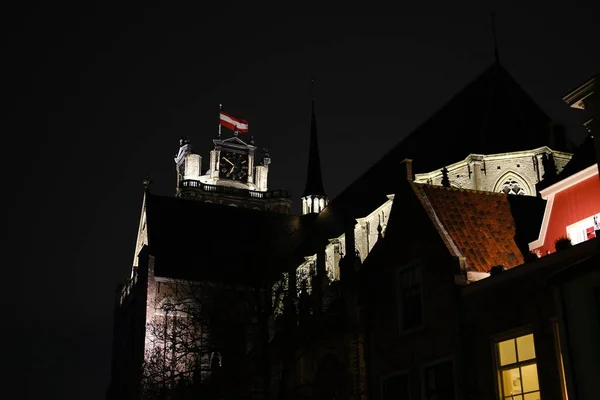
395;261;425;334
491;327;542;400
420;356;458;400
565;213;600;245
380;369;411;400
551;318;569;400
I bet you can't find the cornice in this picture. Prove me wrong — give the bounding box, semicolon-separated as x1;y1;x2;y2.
563;76;596;109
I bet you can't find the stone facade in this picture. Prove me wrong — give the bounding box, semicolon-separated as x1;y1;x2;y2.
175;136;292;213
414;147;572;196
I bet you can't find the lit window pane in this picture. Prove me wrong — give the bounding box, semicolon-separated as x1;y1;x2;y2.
498;339;517;366
506;396;523;400
502;368;522;396
517;334;536;361
524;393;541;400
521;364;540;392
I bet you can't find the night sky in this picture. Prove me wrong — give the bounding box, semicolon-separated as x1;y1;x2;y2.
5;4;599;399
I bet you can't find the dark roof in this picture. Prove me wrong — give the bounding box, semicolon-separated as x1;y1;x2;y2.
302;63;558;251
548;246;600;284
414;184;546;272
144;194;308;283
537;133;598;191
302;99;326;197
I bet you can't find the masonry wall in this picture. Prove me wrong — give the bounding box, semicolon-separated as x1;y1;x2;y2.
107;253;151;400
364;185;466;400
461;261;569;400
415;149;571;196
558;262;600;400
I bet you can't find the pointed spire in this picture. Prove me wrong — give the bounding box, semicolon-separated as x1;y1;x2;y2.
143;176;152;193
491;12;500;64
302;78;326;197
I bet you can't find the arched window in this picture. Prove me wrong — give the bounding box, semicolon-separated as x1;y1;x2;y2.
493;172;531;196
501;179;526;195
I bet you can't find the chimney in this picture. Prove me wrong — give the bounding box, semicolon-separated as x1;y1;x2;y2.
401;159;413;182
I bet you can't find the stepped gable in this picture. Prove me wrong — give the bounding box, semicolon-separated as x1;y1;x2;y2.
302;63;557;253
144;194;307;283
413;184;546;272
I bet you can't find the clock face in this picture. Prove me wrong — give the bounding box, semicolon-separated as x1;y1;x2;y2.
219;151;249;181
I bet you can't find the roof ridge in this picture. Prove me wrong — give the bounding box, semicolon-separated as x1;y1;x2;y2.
329;64;500;203
146;193;301;219
414;182;508;196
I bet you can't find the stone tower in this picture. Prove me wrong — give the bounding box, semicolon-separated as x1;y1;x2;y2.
173;124;292;213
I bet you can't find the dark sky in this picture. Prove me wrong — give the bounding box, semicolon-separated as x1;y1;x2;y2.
4;4;599;399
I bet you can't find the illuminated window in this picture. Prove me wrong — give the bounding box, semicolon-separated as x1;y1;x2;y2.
396;263;423;331
495;333;541;400
381;372;409;400
424;360;455;400
566;213;600;245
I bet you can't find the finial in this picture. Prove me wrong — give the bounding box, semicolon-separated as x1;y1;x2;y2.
491;12;500;64
217;103;223;139
441;167;451;187
262;148;271;166
310;77;316;100
250;135;255;145
143;176;152;191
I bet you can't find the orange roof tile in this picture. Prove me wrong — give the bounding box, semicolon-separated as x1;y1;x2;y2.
413;184;524;272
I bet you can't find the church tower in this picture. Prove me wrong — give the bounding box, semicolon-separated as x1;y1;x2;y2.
173;110;292;213
301;82;328;215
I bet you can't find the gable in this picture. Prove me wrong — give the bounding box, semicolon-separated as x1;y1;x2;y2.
316;63;556;246
132;192;149;274
530;166;600;254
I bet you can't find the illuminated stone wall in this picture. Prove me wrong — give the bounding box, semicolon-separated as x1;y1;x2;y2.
414;147;572;196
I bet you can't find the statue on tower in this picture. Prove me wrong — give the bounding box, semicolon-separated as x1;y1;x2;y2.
174;137;191;165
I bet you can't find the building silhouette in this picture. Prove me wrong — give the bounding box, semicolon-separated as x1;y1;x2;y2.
107;63;600;400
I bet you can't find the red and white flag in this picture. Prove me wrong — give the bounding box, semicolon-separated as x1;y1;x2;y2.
219;111;249;134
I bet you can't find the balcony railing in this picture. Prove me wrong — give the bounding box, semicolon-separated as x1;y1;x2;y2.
180;180;292;200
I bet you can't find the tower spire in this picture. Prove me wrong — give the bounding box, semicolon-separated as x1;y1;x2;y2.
302;78;327;214
491;12;500;64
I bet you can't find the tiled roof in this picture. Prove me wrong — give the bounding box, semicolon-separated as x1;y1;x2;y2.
413;184;544;272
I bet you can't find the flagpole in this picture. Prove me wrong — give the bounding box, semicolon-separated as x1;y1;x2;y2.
218;103;222;138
